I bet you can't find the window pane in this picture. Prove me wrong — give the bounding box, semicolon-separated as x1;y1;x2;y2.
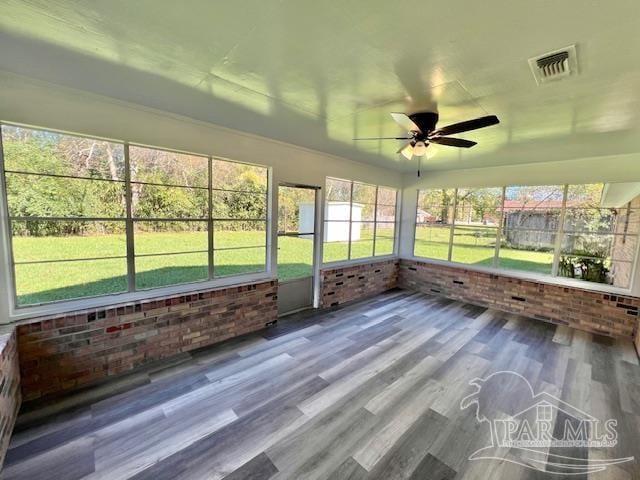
214;247;266;277
131;184;208;219
136;252;208;289
278;236;314;281
212;191;266;219
134;221;207;255
11;220;126;262
566;183;604;207
213;220;267;250
129;146;208;188
351;222;375;259
414;225;450;260
564;208;617;234
351;241;374;259
375;223;395;256
323;220;349;263
557;231;614;285
326;178;351;202
1;125;125;180
352;182;376;204
455;188;502;225
503;185;563;231
278;186;315;234
564;184;616;233
376;204;396;222
214;221;266;249
377;187;397;206
15;258;127;306
325;202;351;221
353;202;375;222
498;229;555;274
417;189;455;224
501;185;563;274
451;226;497;266
5;173;126;218
561;233;614;257
212;158;267;192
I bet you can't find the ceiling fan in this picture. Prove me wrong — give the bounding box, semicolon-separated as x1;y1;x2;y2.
353;111;499;165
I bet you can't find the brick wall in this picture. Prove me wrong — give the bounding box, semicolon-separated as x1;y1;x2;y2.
0;330;20;470
17;280;277;402
320;259;399;307
611;196;640;289
399;259;638;338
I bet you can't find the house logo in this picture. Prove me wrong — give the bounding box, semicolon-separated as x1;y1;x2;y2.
460;371;634;475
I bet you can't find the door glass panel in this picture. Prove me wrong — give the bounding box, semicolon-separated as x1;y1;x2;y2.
277;186;316;281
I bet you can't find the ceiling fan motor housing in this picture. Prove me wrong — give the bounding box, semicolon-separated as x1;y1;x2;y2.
408;111;439;134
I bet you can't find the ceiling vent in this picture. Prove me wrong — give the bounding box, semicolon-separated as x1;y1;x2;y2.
528;45;578;85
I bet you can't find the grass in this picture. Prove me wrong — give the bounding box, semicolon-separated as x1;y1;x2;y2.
414;225;554;274
12;228;395;305
13;224;554;306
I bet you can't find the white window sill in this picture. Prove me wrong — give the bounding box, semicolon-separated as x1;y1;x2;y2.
321;255;399;271
6;272;275;324
402;256;637;297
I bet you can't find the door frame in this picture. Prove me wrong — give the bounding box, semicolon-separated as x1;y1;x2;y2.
277;182;322;313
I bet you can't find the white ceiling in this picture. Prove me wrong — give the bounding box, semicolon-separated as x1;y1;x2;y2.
0;0;639;173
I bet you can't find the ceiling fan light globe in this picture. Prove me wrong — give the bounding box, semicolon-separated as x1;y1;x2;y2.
413;141;427;157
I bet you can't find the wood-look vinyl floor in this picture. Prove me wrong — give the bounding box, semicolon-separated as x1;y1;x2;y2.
5;289;640;480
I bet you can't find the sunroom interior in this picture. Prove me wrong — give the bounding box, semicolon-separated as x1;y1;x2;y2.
0;2;640;479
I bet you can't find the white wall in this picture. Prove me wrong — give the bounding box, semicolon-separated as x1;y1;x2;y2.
398;154;640;295
0;70;403;322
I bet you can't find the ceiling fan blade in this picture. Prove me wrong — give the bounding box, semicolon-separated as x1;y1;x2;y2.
390;113;421;133
398;142;415;159
352;136;412;140
432;115;499;136
430;137;477;148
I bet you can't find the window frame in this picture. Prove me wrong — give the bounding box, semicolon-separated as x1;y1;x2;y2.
413;184;640;293
322;177;400;266
0;122;272;317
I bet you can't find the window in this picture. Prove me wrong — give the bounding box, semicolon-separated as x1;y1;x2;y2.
2;125;128;306
499;185;563;274
414;184;640;289
414;189;454;261
130;146;209;290
211;158;268;277
559;184;638;288
1;124;269;307
451;188;502;266
323;178;397;263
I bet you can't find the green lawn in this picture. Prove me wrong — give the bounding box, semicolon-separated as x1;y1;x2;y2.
414;225;554;274
12;228;395;305
13;224;553;306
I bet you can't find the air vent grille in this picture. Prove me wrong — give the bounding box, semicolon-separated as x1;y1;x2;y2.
537;51;569;78
528;45;577;85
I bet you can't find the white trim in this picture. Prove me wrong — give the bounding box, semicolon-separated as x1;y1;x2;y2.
7;272;275;322
403;256;637;297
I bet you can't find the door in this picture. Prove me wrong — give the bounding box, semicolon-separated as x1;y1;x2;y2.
277;184;319;315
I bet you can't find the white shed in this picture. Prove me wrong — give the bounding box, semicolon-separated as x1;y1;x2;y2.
298;201;363;242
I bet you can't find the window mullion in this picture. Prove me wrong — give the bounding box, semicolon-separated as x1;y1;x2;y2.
552;184;569;276
207;157;214;279
493;186;506;268
124;143;136;292
347;181;354;260
448;188;458;261
372;186;379;256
